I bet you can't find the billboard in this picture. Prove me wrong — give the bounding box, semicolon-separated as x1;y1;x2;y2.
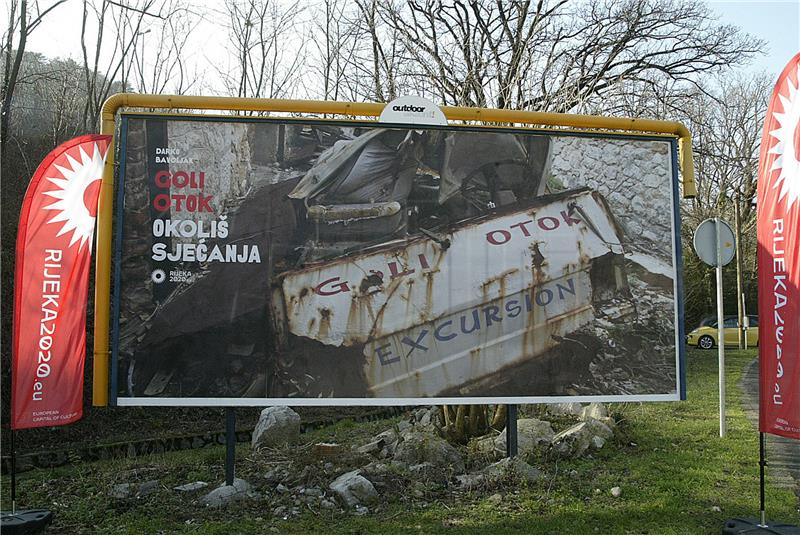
111;113;685;405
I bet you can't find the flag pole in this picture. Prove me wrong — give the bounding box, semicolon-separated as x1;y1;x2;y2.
758;431;767;527
10;428;16;514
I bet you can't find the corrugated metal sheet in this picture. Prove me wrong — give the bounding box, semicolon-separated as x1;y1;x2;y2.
272;188;629;397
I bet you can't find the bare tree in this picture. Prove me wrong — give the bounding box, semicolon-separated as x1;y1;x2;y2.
308;0;361;101
123;0;198;94
220;0;305;101
1;0;66;161
667;74;771;326
352;0;400;102
79;0;171;130
373;0;762;111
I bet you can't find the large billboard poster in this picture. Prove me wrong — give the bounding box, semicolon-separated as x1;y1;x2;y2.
112;114;684;405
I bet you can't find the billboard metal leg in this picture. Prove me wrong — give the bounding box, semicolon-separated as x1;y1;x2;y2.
225;408;236;486
506;404;518;458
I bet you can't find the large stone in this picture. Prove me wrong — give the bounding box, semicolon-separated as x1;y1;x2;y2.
547;402;583;417
586;418;614;440
393;431;465;474
483;457;542;485
552;419;613;456
357;439;385;455
457;457;541;490
329;470;379;507
201;478;253;507
494;418;555;458
251;407;301;450
581;403;608;421
551;422;593;456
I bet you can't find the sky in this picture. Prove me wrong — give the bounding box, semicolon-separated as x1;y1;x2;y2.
7;0;800;93
709;0;800;74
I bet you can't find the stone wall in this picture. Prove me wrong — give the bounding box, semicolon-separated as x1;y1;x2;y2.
549;137;675;258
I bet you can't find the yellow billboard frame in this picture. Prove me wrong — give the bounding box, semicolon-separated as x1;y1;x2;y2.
93;92;696;406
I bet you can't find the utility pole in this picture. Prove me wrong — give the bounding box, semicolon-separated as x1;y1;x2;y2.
734;195;745;350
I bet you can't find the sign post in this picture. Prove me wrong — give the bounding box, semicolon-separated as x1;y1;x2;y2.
693;217;735;437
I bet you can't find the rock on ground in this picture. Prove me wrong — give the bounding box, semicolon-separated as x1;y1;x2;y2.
551;422;594;456
457;457;541;490
251;406;301;450
329;470;379;507
201;478;253;507
547;402;583;416
551;418;614;456
174;481;208;492
586;418;614;439
493;418;555;458
393;431;465;474
581;402;608;421
483;457;541;485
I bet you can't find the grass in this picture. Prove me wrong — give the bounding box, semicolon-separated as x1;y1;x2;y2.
2;348;798;534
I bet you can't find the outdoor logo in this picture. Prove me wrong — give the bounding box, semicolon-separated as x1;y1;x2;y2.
766;61;800;209
379;96;447;126
392;104;426;113
42;142;108;250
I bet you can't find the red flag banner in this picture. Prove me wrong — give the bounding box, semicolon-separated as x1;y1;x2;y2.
758;52;800;440
11;134;111;430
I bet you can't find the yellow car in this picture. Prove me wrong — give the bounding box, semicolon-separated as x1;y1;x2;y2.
686;316;759;349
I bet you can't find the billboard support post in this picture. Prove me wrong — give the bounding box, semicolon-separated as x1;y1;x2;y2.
715;217;727;438
225;408;236;486
506;404;518;458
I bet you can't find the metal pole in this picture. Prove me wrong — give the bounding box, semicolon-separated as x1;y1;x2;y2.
742;296;748;351
506;404;518;457
734;199;745;350
225;408;235;486
10;428;16;513
715;217;726;437
759;432;768;527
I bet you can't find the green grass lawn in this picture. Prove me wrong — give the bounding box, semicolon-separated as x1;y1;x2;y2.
2;348;798;534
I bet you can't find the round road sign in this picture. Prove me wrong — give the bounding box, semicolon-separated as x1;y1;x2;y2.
693;218;735;267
